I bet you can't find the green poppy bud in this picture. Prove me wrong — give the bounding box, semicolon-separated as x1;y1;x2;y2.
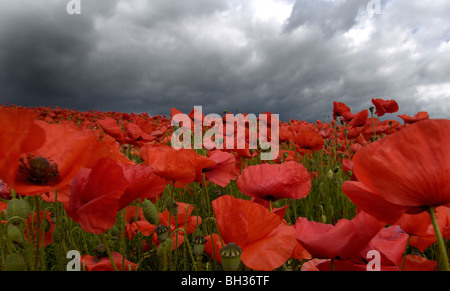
5;253;28;271
7;224;24;248
326;169;333;180
52;226;65;244
6;199;31;224
166;199;178;216
142;199;159;225
220;243;243;271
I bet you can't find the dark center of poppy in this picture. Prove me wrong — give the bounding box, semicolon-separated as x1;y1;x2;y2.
129;216;141;224
93;244;108;262
18;154;60;185
262;195;276;202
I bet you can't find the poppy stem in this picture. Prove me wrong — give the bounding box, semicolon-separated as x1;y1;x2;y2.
100;233;119;271
34;195;40;270
428;206;449;271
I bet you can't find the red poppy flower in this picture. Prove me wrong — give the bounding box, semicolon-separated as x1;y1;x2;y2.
140;144;198;188
0;180;12;200
40;183;72;211
293;129;324;153
333;102;351;120
68;158;166;234
211;195;298;271
348;109;368;128
342;119;450;223
98;117;125;144
177;149;217;184
371;98;399;117
1;119;100;196
25;210;56;247
203;150;236;187
205;233;224;263
0;108;45;163
158;202;202;236
294;211;384;261
405;206;449;252
314;258;402;271
398;111;429;124
81;252;137;271
400;255;437;271
125;206;157;239
237;161;311;202
359;225;409;267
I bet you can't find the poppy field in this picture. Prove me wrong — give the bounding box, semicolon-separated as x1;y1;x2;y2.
0;99;449;272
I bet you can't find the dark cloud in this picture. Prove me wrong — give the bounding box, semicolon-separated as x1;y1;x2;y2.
0;0;449;122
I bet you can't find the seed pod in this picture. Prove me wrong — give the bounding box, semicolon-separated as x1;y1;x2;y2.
6;199;31;223
142;199;159;225
220;243;243;271
5;253;28;271
157;238;173;271
192;235;207;256
155;225;169;242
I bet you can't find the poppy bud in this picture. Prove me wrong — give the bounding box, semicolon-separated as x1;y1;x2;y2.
155;224;169;242
42;217;51;233
7;224;24;248
326;169;333;180
110;224;120;237
6;199;31;224
157;238;173;271
142;199;159;225
165;199;178;216
192;235;207;256
5;253;28;271
52;226;65;244
220;243;243;271
369;106;375;114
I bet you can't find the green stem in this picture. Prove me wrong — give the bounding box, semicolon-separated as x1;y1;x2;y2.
34;195;40;270
100;233;119;271
401;235;411;271
429;206;449;271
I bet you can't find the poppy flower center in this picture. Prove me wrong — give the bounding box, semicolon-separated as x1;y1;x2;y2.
262;195;276;202
18;154;60;185
93;244;108;262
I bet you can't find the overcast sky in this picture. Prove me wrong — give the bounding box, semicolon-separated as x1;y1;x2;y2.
1;0;449;122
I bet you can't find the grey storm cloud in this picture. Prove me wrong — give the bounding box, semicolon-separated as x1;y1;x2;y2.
0;0;449;122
